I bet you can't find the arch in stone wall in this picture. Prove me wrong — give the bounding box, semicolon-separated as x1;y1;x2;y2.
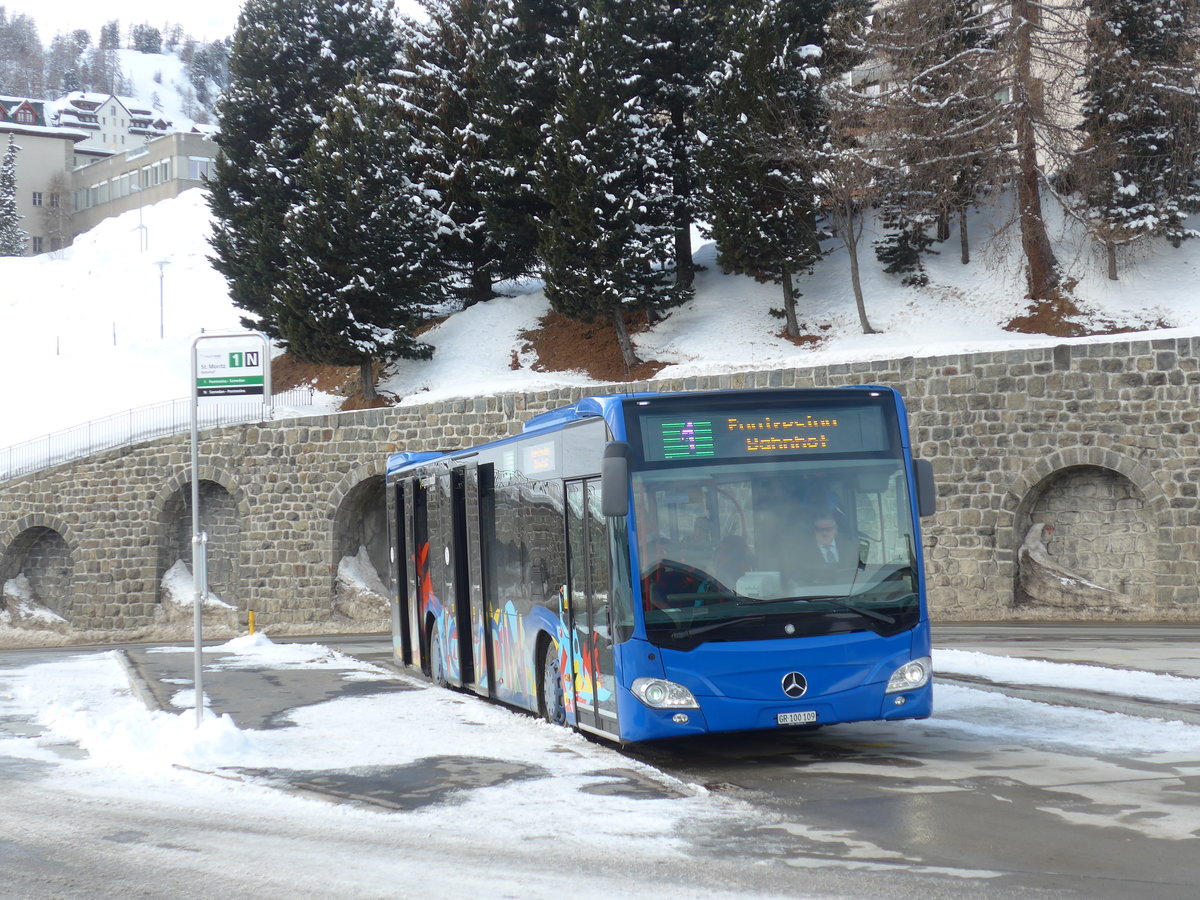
329;463;390;596
0;514;78;618
153;468;248;616
1001;447;1167;611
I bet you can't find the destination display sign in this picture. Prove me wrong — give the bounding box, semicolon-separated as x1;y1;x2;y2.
195;344;265;398
640;405;889;462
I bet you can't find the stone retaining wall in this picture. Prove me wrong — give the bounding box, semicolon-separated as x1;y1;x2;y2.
2;336;1198;632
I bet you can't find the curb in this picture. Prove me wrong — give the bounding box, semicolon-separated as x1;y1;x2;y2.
938;675;1200;726
115;648;166;712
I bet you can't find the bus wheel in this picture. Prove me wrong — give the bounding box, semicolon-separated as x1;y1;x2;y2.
429;624;447;686
539;638;566;726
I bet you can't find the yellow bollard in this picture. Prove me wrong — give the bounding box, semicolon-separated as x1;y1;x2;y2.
248;610;256;635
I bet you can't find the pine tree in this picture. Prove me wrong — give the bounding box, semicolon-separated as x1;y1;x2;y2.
131;24;163;54
639;0;724;294
0;135;27;257
0;11;44;97
536;0;682;371
867;0;1002;267
472;0;577;289
207;0;400;337
698;0;833;339
1076;0;1200;278
873;178;937;287
45;32;86;97
398;0;525;306
275;81;444;400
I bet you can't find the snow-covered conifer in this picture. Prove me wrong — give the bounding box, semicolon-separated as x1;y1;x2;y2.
0;135;27;257
536;0;682;372
1076;0;1200;278
867;0;1002;269
397;0;523;307
275;80;444;400
472;0;577;288
207;0;399;337
698;0;833;339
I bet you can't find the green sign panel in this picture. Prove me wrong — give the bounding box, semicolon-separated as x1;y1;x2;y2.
195;346;265;397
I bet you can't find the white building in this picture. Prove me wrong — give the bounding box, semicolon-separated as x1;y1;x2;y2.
1;93;217;255
1;96;89;254
51;92;173;157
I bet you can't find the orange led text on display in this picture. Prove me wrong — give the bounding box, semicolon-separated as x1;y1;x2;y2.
726;415;838;453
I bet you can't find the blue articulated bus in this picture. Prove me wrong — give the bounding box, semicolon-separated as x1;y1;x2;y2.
385;388;937;743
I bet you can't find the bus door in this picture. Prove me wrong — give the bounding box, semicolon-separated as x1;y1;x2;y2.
418;470;472;687
566;479;619;738
410;475;429;675
391;480;413;666
459;463;493;697
447;468;477;688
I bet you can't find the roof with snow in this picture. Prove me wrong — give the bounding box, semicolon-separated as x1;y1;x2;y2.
0;96;49;127
0;96;89;141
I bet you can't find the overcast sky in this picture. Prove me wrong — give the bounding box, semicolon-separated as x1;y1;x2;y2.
3;1;245;41
4;1;425;43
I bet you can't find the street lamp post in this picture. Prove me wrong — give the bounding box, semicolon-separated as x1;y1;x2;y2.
132;182;148;252
155;260;170;338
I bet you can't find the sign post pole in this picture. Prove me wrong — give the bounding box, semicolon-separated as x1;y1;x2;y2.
189;330;271;728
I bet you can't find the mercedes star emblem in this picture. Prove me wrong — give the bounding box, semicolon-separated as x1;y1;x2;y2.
782;672;808;698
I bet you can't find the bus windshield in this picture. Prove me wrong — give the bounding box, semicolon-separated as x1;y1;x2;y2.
632;457;921;648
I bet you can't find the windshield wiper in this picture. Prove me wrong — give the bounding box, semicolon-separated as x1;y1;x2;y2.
750;595;896;626
670;615;766;640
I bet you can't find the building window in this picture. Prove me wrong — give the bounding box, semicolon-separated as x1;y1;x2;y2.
32;237;43;254
31;192;43;207
16;109;34;124
188;157;213;180
49;193;59;208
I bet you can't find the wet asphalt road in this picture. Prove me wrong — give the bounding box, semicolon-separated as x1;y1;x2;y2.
2;625;1198;898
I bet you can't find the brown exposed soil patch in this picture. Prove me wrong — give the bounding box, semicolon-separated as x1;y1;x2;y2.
1004;293;1090;337
779;322;829;347
272;353;360;395
271;354;395;410
519;310;669;382
1004;289;1172;338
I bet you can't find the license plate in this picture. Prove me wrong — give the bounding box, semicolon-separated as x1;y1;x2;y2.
777;710;818;726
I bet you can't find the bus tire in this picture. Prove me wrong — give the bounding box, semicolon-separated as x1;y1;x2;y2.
539;637;566;726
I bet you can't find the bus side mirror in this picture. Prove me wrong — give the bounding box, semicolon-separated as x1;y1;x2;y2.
601;442;630;517
914;458;936;518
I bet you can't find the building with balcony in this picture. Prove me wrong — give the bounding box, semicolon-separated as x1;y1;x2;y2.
1;92;217;255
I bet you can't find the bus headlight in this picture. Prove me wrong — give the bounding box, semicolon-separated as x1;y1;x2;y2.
631;678;699;709
886;657;932;693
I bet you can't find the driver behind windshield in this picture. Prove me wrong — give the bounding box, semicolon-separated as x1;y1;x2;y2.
790;513;859;587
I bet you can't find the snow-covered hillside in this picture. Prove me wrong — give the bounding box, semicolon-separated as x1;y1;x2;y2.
114;47;219;131
2;188;1199;451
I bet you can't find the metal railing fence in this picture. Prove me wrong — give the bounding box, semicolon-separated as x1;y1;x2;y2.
0;387;315;484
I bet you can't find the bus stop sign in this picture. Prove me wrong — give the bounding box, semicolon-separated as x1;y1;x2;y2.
195;345;265;397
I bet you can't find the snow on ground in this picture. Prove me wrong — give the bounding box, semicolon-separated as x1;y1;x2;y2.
2;634;1199;892
4;636;1199;784
934;648;1200;705
0;636;745;859
3;189;1199;452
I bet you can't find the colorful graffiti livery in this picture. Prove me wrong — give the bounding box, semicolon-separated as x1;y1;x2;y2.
386;389;936;742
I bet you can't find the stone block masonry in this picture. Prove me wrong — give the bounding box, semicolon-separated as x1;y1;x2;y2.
2;336;1199;633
